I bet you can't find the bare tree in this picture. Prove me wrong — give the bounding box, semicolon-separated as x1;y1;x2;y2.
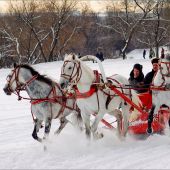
0;0;80;64
0;29;22;63
98;0;161;59
43;0;80;61
136;0;170;58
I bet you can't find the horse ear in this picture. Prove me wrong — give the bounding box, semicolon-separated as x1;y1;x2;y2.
13;63;17;68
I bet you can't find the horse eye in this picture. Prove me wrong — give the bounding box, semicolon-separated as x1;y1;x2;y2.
9;75;12;78
160;67;163;70
68;67;72;70
7;75;12;81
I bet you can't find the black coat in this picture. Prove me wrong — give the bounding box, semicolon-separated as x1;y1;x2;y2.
96;52;104;61
144;69;156;88
128;70;146;93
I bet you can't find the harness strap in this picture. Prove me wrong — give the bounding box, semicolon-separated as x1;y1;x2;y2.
75;86;97;98
31;98;57;105
74;70;100;99
93;70;101;83
150;86;166;91
109;85;145;115
92;113;115;129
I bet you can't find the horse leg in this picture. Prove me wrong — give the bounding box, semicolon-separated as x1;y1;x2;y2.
43;117;52;139
43;117;52;151
91;111;105;140
54;117;68;135
147;105;155;134
73;111;83;131
121;103;129;137
81;111;91;140
111;109;123;139
32;119;43;143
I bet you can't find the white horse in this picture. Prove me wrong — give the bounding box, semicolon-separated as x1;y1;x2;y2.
3;63;82;148
59;54;141;139
147;54;170;134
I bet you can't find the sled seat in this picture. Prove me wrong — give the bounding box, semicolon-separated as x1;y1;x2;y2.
128;91;169;134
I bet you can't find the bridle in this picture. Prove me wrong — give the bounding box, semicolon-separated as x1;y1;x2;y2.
160;61;170;77
60;60;82;84
6;66;38;100
156;61;170;87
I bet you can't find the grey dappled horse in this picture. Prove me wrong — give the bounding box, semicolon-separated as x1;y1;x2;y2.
3;64;82;147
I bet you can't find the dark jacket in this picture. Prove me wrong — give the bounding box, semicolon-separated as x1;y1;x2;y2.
96;52;104;61
128;70;145;93
144;69;156;88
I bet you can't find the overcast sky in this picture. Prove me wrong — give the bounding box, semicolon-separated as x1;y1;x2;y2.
0;0;111;12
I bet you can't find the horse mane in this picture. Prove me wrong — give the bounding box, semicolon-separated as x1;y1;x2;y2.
20;64;54;86
65;53;79;61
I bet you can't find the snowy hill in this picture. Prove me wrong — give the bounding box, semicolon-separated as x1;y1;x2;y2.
127;46;170;60
0;54;170;169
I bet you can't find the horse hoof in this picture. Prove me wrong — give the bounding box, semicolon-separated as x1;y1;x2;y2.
93;132;104;140
97;132;104;139
100;133;104;138
54;131;58;135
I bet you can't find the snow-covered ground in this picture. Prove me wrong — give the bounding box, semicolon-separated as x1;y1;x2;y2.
1;49;170;169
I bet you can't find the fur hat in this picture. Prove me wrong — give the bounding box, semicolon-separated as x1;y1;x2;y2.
151;57;159;64
133;63;143;71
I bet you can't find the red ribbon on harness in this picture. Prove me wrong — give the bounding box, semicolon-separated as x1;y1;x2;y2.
75;85;97;99
75;70;100;99
31;98;57;105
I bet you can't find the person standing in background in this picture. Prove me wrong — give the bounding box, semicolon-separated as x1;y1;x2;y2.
149;48;155;59
143;49;146;59
96;50;104;62
161;48;165;59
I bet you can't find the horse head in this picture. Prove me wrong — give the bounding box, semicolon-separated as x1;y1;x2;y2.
59;53;81;89
3;63;23;95
153;53;170;87
3;64;38;96
160;53;170;77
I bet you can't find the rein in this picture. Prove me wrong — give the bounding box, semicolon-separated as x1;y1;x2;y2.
13;84;79;113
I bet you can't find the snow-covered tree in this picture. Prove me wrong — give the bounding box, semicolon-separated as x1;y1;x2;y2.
98;0;163;59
